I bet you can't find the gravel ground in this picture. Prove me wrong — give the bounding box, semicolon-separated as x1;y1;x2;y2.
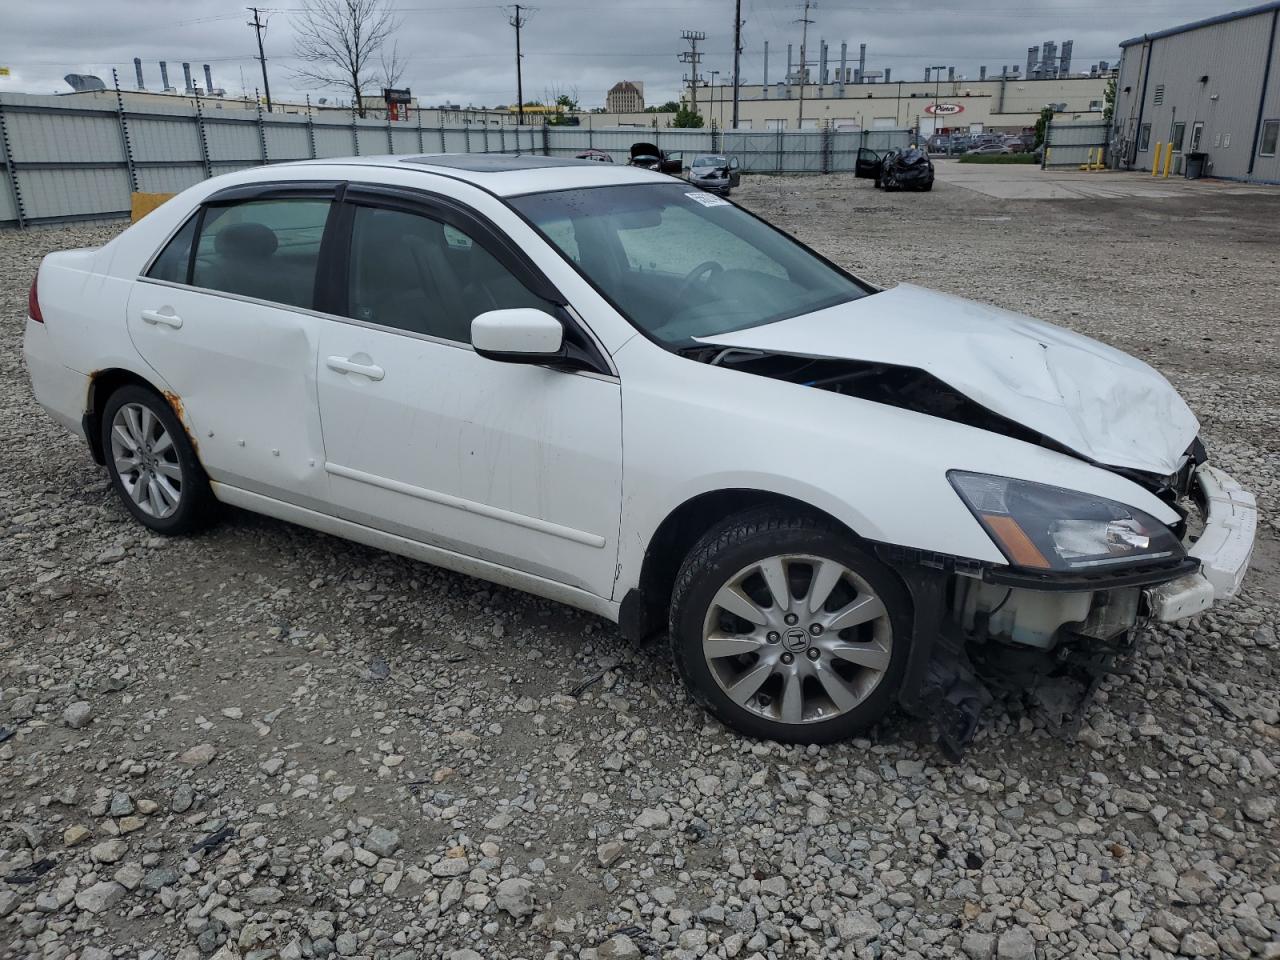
2;169;1278;960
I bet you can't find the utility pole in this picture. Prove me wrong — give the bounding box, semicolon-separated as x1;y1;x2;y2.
247;7;272;113
710;70;719;129
929;64;947;142
679;30;706;116
795;0;814;127
509;5;531;124
731;0;743;130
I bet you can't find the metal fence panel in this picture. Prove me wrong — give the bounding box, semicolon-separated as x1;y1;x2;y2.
1045;120;1109;167
0;92;915;226
263;122;312;161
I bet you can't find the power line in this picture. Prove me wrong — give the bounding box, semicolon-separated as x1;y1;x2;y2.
247;7;273;113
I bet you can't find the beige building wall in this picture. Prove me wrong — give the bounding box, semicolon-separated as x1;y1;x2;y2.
688;76;1110;132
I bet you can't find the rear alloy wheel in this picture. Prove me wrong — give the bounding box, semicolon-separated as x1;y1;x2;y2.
670;509;910;743
101;385;216;534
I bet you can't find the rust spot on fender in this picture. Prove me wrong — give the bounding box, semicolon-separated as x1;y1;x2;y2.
162;390;199;455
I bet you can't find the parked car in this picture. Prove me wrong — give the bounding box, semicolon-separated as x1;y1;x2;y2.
855;147;935;191
965;142;1014;156
575;149;614;163
24;154;1255;749
628;141;682;174
686;154;741;196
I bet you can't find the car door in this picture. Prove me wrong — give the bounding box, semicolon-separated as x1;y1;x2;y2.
313;185;622;598
855;148;883;178
127;183;337;507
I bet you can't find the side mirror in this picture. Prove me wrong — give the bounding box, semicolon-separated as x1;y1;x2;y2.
471;308;564;363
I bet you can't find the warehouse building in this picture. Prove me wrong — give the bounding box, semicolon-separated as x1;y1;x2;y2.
689;76;1108;135
1114;2;1280;182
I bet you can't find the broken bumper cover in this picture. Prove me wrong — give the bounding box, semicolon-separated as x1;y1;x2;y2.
1146;464;1257;621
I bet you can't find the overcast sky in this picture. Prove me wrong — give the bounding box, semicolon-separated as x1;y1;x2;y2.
0;0;1248;108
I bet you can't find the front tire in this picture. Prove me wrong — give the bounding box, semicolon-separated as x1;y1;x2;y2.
101;385;216;535
669;508;911;744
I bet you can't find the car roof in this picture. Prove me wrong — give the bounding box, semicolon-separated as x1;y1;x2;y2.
280;153;671;197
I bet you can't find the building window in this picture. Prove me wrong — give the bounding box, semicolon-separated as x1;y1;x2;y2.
1191;121;1204;152
1171;122;1186;152
1261;119;1279;157
1139;123;1151;151
1088;99;1103;111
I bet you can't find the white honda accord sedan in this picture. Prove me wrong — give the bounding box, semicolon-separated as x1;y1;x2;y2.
24;154;1256;748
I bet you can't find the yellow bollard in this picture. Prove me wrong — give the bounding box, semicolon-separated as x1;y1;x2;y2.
1094;148;1105;171
1151;142;1163;176
1080;147;1093;171
1163;146;1173;178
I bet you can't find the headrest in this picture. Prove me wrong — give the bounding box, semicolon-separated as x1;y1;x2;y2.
215;221;278;260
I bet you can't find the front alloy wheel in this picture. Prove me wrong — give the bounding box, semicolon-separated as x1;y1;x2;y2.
703;555;893;725
670;508;910;743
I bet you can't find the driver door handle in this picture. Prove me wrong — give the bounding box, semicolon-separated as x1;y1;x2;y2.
326;356;385;381
140;308;183;329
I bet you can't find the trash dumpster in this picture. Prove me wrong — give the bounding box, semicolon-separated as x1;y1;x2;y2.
1184;152;1207;179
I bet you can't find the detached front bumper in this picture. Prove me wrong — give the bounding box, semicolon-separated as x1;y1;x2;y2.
1146;464;1257;621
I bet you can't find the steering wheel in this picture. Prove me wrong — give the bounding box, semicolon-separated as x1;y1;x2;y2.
676;260;724;301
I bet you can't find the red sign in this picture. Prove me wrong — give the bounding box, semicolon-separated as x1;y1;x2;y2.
924;103;964;116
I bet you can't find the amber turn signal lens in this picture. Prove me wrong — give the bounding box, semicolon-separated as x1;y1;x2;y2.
981;514;1051;569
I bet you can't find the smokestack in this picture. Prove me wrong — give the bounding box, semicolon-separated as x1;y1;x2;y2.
819;40;828;85
134;57;144;90
787;44;793;82
858;43;867;84
924;67;930;82
839;42;847;94
181;62;193;93
203;64;214;94
979;65;987;81
883;67;891;83
1060;40;1073;77
159;61;171;92
1026;46;1038;78
763;41;769;86
948;66;955;82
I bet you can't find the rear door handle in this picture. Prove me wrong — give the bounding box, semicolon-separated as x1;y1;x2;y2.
140;308;183;329
326;356;385;381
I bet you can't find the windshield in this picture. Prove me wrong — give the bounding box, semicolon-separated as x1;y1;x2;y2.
508;183;868;347
693;155;727;167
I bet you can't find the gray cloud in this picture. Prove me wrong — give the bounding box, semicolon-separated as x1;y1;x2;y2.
0;0;1245;108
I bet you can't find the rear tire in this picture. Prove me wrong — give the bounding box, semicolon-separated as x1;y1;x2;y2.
101;385;217;535
669;507;911;744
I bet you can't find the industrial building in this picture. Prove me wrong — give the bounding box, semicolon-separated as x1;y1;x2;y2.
1114;2;1280;182
606;81;645;113
688;75;1109;135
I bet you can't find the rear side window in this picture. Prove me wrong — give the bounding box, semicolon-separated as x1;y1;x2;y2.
190;198;331;309
146;215;199;284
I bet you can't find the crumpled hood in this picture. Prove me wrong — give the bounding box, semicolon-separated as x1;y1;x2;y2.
696;283;1199;474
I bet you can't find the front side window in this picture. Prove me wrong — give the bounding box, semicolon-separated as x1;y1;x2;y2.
344;205;548;343
190;198;331;309
1261;119;1279;157
510;183;868;347
1171;122;1186;152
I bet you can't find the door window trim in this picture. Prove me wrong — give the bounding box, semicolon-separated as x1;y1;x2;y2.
324;182;613;377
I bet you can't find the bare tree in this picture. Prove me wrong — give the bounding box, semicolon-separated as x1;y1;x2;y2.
292;0;402;117
379;41;404;91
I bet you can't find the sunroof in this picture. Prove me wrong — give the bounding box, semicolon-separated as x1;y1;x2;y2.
401;154;593;172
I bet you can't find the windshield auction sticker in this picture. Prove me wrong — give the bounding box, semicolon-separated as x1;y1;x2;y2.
685;192;730;207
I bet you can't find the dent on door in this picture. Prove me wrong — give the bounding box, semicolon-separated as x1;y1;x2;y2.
125;284;330;507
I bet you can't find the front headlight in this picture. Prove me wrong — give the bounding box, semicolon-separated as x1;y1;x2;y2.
948;471;1183;572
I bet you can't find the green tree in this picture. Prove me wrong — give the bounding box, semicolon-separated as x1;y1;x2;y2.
1034;105;1054;148
1102;75;1117;125
672;106;704;128
646;100;681;113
